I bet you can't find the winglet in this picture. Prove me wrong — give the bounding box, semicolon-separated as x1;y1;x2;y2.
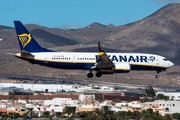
98;42;105;55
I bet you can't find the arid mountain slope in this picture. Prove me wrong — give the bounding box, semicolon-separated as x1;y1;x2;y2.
101;3;180;65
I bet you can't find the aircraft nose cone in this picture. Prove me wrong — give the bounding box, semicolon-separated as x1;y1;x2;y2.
169;61;174;67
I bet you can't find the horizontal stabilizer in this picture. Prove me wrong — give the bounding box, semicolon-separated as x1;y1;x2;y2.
4;53;16;56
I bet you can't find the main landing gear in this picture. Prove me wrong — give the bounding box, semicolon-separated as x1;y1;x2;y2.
87;71;102;78
87;72;93;78
96;72;102;77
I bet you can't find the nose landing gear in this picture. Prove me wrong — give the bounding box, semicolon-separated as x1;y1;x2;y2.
156;70;161;78
156;75;160;78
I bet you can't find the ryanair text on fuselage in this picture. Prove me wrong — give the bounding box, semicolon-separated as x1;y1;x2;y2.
95;55;155;63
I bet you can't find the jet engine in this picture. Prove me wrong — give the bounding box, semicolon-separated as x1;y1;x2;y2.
114;62;131;73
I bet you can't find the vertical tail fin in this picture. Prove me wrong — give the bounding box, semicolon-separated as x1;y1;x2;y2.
14;21;54;53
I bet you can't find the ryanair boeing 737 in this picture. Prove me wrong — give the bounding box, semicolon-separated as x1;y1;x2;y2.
12;21;174;78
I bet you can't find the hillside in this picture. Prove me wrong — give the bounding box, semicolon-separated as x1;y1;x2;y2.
101;3;180;65
0;3;180;87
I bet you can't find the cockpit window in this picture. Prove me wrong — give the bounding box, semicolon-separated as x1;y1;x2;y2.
163;58;168;61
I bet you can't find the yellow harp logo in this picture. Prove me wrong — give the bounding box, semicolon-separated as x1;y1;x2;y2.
18;33;31;48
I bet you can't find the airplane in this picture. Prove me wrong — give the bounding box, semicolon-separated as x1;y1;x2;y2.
11;21;174;78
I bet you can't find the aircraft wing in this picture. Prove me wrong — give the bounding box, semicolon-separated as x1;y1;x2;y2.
91;42;114;70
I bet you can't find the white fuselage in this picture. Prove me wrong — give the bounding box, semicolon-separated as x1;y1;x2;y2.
16;52;174;72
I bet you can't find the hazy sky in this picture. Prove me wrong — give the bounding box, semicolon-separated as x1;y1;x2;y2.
1;0;180;29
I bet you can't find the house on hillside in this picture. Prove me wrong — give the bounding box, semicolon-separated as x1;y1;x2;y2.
145;100;180;115
0;104;7;115
77;103;99;112
123;101;142;113
44;98;72;106
7;107;26;115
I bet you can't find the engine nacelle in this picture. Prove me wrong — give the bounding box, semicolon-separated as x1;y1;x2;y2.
98;63;131;74
114;62;131;73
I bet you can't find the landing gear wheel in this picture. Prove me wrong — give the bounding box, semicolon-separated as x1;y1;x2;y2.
87;73;93;78
96;72;102;77
156;75;160;78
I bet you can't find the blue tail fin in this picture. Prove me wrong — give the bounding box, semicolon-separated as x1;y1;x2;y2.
14;21;54;53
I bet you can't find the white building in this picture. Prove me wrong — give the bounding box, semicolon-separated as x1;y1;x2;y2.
33;105;45;117
145;100;180;114
49;105;63;113
0;104;6;108
110;106;124;112
18;99;27;104
156;91;180;101
128;101;142;108
0;82;78;92
100;86;114;90
44;98;72;106
63;100;79;107
26;103;35;108
79;95;95;101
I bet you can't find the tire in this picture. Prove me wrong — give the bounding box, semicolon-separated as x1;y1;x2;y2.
87;73;93;78
96;72;102;77
156;75;160;78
